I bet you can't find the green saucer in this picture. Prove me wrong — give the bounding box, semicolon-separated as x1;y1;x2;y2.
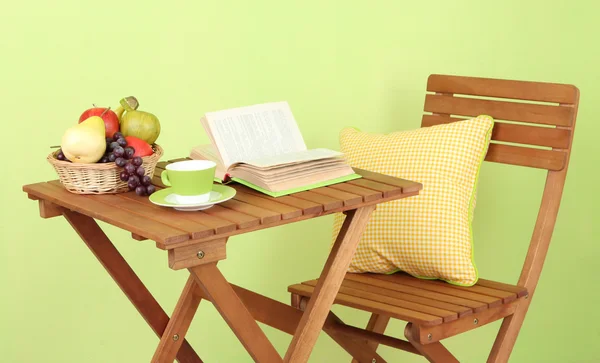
149;184;236;211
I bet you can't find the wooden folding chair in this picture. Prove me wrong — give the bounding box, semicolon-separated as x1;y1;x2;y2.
288;74;579;362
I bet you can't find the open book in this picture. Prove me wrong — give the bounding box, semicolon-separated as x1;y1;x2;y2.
190;101;360;197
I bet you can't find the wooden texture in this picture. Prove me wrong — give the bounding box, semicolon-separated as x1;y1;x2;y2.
416;301;519;344
152;276;203;363
424;93;573;127
23;165;420;252
189;264;282;363
351;313;391;363
405;324;459;363
289;272;527;329
196;283;388;363
168;238;227;270
287;74;579;362
422;114;571;149
38;199;64;219
62;211;202;363
427;74;578;104
284;206;376;363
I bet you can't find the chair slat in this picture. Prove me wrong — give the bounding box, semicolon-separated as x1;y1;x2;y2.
290;284;443;326
424;94;574;127
476;279;528;298
422;115;571;149
341;279;472;317
345;274;486;312
485;143;567;170
302;280;458;322
372;274;502;307
427;74;579;104
399;274;517;304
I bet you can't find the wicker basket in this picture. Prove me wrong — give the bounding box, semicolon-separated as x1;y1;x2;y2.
47;144;164;194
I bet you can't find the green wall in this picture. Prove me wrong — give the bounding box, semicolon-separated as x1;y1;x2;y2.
2;1;598;362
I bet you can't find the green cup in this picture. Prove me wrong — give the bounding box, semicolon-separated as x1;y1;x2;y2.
161;160;216;204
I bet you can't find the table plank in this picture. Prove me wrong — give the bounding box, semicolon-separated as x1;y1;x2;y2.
310;187;362;206
230;185;323;215
119;192;237;236
220;199;281;224
293;191;344;211
347;179;403;198
354;168;423;193
202;205;260;229
233;191;302;220
327;183;382;203
24;182;189;244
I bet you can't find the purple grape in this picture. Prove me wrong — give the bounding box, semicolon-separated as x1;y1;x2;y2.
113;146;124;157
146;185;156;195
128;179;138;190
56;150;66;161
115;157;127;167
117;138;127;147
135;185;147;196
119;171;129;181
142;175;152;186
124;147;135;159
124;163;136;175
99;155;109;163
105;137;113;144
113;132;124;141
109;141;120;151
132;156;143;166
136;166;145;177
108;153;117;162
129;175;140;185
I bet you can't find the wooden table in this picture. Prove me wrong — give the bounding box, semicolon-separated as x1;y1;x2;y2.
23;159;422;363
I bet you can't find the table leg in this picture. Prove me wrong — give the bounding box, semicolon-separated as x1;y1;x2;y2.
189;263;282;363
63;210;202;363
152;275;203;363
284;205;376;363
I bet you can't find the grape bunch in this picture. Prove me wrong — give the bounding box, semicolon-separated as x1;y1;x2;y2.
107;132;156;196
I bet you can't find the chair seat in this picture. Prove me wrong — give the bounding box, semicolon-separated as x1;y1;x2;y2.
288;272;528;327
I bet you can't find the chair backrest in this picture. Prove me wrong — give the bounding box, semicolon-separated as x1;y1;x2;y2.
420;74;579;293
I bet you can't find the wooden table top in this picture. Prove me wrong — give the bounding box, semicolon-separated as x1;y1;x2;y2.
23;158;422;250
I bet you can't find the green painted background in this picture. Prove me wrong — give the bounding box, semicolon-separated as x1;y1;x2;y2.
1;1;598;362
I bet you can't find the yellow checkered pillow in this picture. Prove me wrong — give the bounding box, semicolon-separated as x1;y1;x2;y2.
334;116;494;286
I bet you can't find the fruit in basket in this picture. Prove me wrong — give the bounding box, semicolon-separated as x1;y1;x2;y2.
78;107;120;138
120;99;161;144
125;136;153;157
61;116;107;163
114;97;139;121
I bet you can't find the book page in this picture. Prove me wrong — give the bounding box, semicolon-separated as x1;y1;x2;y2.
238;148;343;168
204;101;307;168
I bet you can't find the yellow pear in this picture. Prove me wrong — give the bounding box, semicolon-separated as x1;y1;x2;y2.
61;116;107;163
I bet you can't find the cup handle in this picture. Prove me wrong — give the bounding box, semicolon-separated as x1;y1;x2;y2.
161;170;171;187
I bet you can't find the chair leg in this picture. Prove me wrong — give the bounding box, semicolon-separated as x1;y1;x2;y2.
351;313;391;363
488;300;531;363
405;323;458;363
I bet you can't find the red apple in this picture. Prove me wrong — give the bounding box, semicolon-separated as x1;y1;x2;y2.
125;136;154;157
79;107;120;138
